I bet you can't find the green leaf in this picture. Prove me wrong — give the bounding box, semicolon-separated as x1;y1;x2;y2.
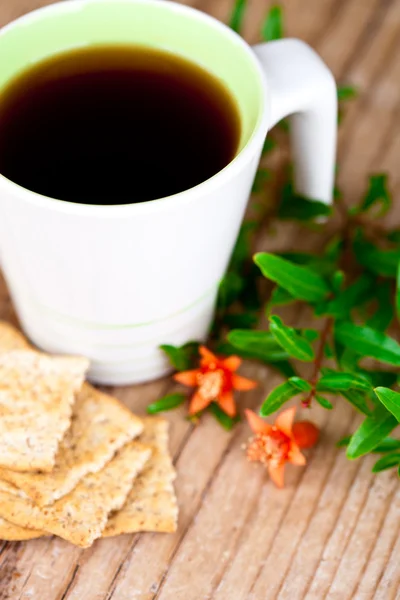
372;437;400;453
347;406;398;459
356;369;397;389
335;321;400;366
332;270;345;293
334;183;342;198
217;272;245;312
341;390;372;416
301;329;320;343
227;329;289;362
372;452;400;473
387;230;400;243
374;387;400;421
359;246;399;279
209;403;240;431
278;183;332;221
241;263;263;311
315;395;333;410
229;0;247;33
278;196;332;221
278;118;290;132
269;315;315;361
358;174;392;216
252;168;270;193
397;261;400;320
278;251;337;276
260;382;299;417
337;84;358;101
324;236;344;263
216;342;295;378
215;221;260;315
338;348;359;372
262;137;276;155
222;312;258;330
317;372;372;393
215;341;249;358
269;286;295;308
147;393;186;414
261;5;283;41
353;232;399;278
366;281;393;331
255;253;330;302
270;361;297;378
288;376;312;392
160;342;199;371
336;435;351;448
321;274;374;318
229;221;256;272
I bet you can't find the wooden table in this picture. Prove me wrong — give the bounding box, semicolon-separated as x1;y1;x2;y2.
1;0;399;598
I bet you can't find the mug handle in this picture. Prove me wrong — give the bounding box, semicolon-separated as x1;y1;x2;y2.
253;39;337;204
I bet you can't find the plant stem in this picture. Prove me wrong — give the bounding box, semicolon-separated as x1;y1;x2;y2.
302;318;333;407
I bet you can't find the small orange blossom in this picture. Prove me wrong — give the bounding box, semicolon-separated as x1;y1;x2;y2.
245;407;319;488
174;346;257;417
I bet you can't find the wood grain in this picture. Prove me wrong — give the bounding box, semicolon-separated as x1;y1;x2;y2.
0;0;399;598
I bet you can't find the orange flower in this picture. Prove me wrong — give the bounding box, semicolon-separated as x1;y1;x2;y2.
245;407;319;488
174;346;257;417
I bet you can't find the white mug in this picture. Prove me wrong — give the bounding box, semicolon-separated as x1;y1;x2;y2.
0;0;337;385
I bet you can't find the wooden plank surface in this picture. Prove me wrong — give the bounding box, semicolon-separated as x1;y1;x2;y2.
0;1;399;599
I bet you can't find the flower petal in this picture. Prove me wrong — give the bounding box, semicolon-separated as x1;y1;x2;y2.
232;374;257;391
174;369;200;387
218;391;236;417
245;409;272;435
275;406;296;437
222;355;241;372
293;421;319;449
189;392;211;415
268;462;285;488
288;443;306;466
199;346;218;367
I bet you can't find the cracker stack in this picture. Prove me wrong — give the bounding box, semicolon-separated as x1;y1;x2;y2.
0;322;178;547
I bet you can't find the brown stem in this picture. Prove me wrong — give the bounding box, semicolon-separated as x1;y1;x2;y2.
302;318;333;408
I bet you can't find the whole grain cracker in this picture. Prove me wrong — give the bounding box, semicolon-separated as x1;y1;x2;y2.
0;476;46;540
0;351;89;472
0;442;151;547
0;382;143;505
104;418;178;536
0;517;45;541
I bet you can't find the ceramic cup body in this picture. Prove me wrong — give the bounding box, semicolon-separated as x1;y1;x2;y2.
0;0;337;384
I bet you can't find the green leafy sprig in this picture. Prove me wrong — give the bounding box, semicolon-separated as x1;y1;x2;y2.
225;175;400;476
148;4;399;477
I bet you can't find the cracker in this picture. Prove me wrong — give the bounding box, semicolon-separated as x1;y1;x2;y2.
0;351;89;472
0;442;151;547
0;383;143;505
0;480;45;540
0;321;31;352
104;418;178;536
0;517;45;541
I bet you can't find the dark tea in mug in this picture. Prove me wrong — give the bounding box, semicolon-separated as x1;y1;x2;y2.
0;45;241;205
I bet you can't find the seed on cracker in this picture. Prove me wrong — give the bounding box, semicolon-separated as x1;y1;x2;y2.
0;351;89;472
104;418;178;536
